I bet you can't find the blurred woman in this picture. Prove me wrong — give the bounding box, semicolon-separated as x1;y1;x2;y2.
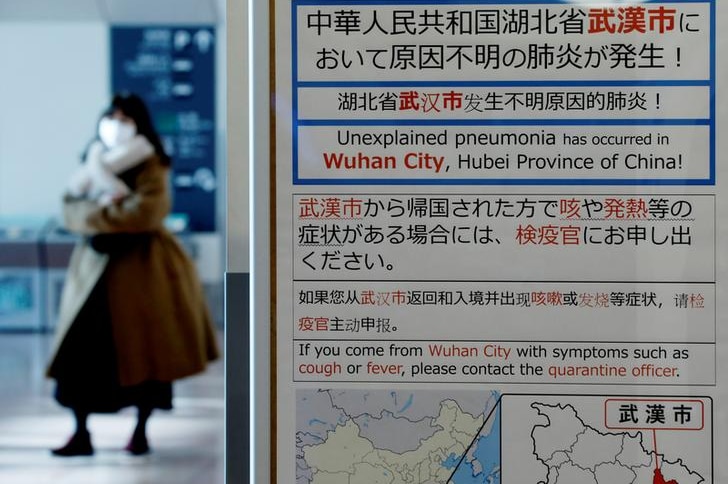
47;93;219;457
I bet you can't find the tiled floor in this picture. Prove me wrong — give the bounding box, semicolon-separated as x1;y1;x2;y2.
0;332;224;484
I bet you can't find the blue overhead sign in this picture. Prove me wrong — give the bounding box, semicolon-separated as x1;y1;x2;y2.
111;26;216;232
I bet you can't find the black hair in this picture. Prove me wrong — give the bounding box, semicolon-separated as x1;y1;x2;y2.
104;92;171;166
88;92;171;166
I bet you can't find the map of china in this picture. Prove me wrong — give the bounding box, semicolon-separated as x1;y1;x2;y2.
301;399;483;483
530;403;704;484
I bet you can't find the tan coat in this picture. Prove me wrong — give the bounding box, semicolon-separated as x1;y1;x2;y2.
47;156;219;387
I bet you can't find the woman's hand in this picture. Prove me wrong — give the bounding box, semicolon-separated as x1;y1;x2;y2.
97;191;128;207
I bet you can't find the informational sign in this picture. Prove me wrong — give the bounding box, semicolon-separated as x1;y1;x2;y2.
112;26;216;231
265;1;726;483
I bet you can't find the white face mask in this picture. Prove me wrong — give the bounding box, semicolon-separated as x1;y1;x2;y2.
98;117;137;148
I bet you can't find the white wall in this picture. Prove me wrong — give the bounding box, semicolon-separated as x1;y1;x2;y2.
0;22;109;219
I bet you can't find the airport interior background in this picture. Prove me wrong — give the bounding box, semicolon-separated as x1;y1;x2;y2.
0;0;228;482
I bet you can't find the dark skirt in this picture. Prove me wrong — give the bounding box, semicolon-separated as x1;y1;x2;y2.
51;274;172;413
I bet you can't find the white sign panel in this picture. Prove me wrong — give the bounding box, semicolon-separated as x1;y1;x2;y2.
267;1;725;483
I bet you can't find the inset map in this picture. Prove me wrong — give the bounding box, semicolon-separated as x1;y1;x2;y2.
501;395;712;484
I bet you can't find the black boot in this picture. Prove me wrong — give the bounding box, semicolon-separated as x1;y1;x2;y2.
124;432;150;456
51;430;94;457
125;406;152;455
